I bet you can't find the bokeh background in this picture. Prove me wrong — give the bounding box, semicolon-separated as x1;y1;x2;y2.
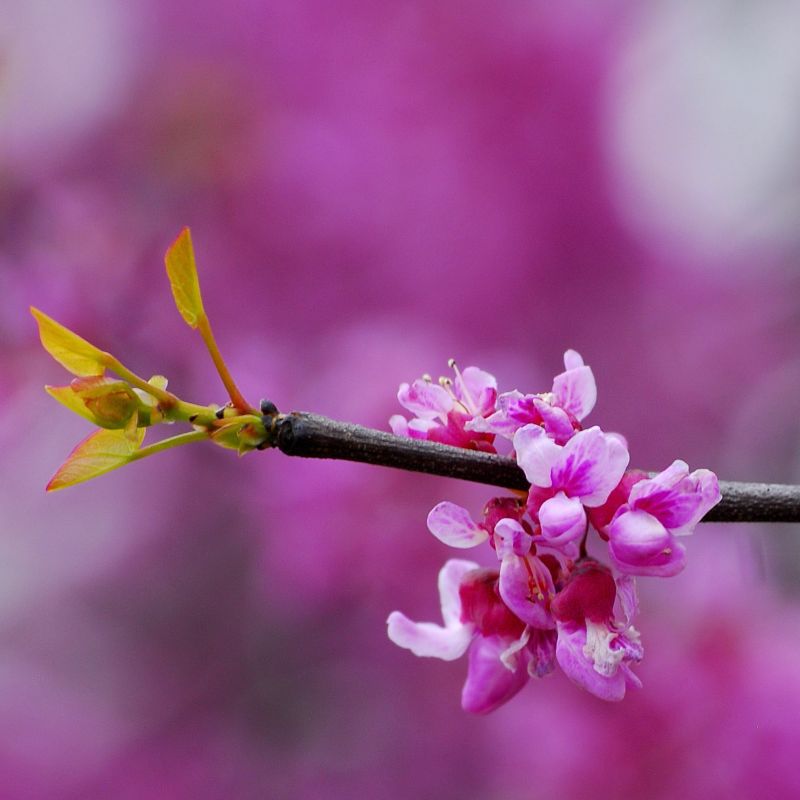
3;1;800;797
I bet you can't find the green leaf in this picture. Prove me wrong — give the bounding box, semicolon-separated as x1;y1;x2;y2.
164;227;206;328
31;307;107;376
46;427;146;492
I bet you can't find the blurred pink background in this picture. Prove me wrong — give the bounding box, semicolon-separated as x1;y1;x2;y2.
3;2;800;797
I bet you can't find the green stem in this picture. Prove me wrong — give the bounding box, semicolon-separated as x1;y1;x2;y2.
211;413;262;428
107;358;175;405
106;356;218;425
129;430;209;461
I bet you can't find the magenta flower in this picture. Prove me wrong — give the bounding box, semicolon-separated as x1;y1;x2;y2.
388;355;721;709
389;364;497;450
492;518;558;629
425;496;523;549
387;560;555;714
605;460;722;577
426;499;558;629
468;350;596;443
514;423;630;550
552;561;643;701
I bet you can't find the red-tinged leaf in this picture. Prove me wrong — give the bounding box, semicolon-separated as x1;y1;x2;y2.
164;227;206;328
30;307;107;376
46;427;146;492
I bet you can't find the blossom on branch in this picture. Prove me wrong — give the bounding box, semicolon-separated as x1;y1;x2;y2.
389;363;497;450
387;353;721;710
604;460;721;577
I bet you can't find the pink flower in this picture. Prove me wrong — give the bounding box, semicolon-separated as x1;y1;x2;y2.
552;349;597;422
492;518;559;629
387;560;556;714
388;353;722;710
551;561;643;701
606;460;721;577
514;424;630;550
425;496;524;549
426;499;559;629
390;363;497;450
468;350;596;443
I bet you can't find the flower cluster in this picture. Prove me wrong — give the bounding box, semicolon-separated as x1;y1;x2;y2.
387;353;721;711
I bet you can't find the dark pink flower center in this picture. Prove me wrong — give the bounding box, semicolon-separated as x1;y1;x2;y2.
551;560;616;625
459;568;526;638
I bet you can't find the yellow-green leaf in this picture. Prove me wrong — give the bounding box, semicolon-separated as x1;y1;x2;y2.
164;227;206;328
46;427;146;492
46;384;98;423
31;307;107;376
71;376;139;428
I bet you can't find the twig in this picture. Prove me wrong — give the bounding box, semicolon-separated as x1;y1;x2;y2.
262;411;800;523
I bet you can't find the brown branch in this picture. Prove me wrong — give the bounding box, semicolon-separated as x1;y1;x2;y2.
260;410;800;523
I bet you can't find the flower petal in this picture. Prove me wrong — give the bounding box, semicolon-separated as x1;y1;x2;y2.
608;509;672;561
499;556;555;629
672;469;721;535
397;380;453;419
612;544;687;577
493;518;532;559
387;612;473;661
608;517;688;577
514;424;561;487
615;575;639;626
538;492;586;548
563;349;585;371
552;350;597;421
628;461;701;528
466;391;531;438
555;623;627;702
552;427;629;506
461;635;530;714
406;418;440;438
438;558;481;627
427;502;488;549
527;628;558;678
389;414;409;436
533;398;576;445
455;366;497;416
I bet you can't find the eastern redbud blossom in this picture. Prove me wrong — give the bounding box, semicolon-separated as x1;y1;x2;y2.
389;363;497;450
552;561;643;701
387;352;721;711
515;424;630;550
387;559;555;714
605;460;721;577
467;349;595;443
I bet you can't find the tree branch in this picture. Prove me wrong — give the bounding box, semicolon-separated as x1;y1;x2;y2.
262;411;800;523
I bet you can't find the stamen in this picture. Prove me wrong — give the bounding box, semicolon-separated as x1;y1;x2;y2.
522;556;545;602
448;358;478;414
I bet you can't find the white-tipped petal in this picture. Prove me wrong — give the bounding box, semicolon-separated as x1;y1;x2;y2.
387;612;473;661
427;502;488;549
